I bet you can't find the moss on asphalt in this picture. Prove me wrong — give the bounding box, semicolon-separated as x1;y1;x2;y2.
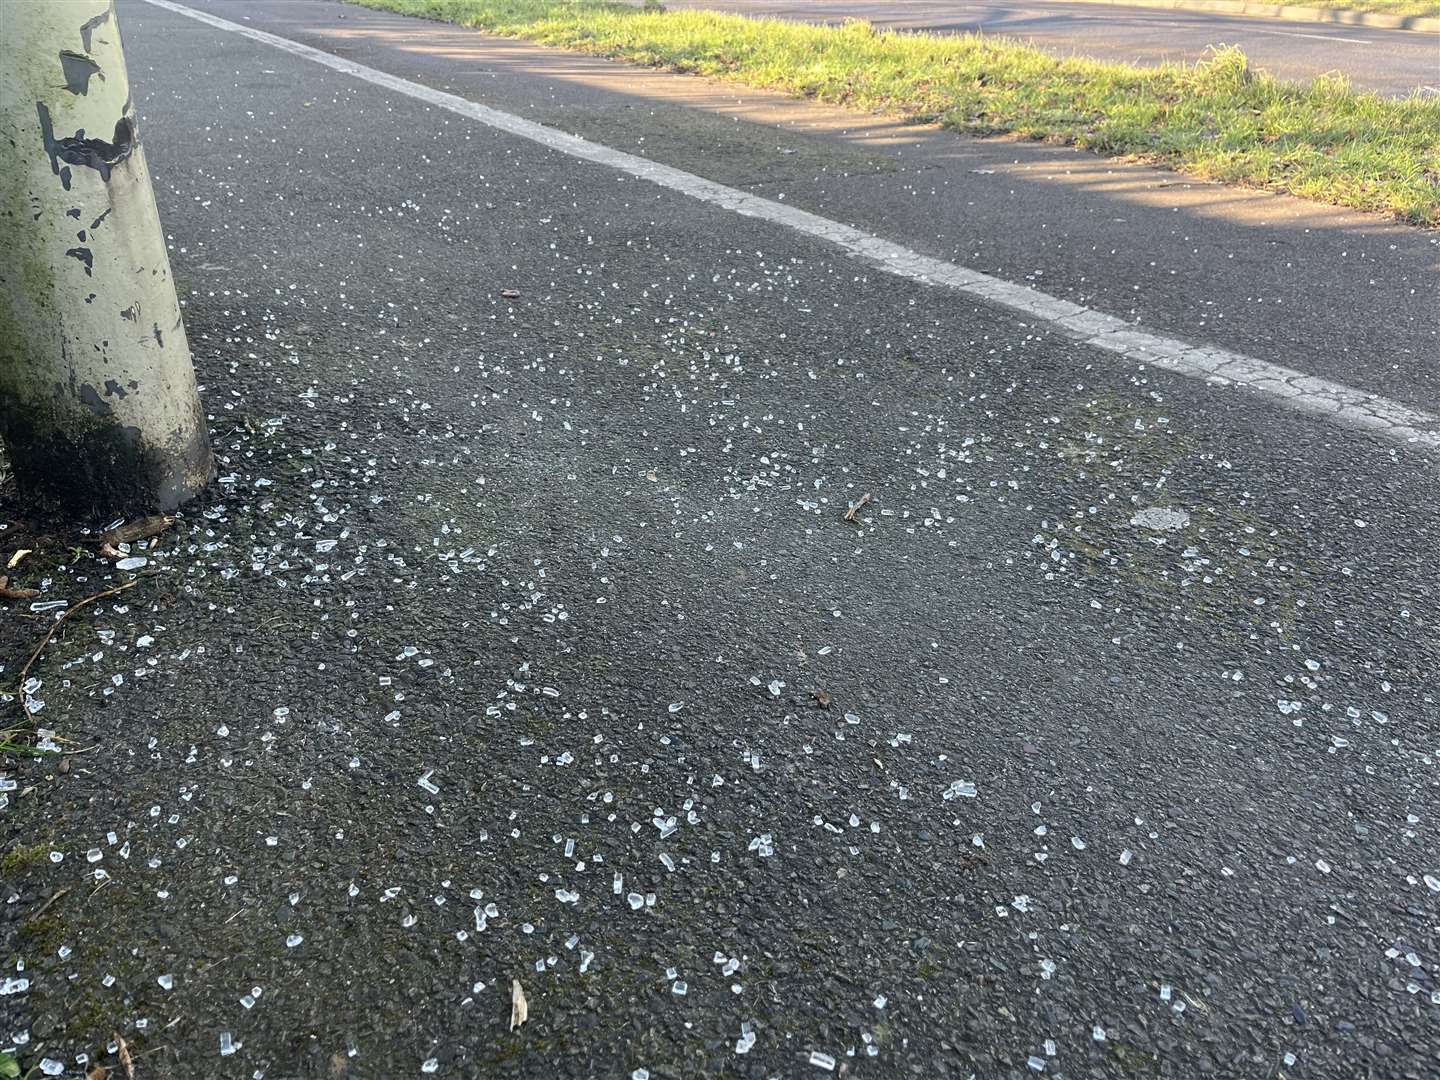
347;0;1440;226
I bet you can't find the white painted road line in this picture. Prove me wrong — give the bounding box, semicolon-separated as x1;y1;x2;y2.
140;0;1440;456
1246;28;1373;45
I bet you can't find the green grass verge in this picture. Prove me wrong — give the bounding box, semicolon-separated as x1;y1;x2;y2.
1305;0;1437;14
346;0;1440;226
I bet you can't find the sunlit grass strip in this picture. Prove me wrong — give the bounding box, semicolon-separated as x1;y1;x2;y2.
348;0;1440;226
1281;0;1437;15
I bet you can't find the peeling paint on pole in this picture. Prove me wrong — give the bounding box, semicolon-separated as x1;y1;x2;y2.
1;0;213;514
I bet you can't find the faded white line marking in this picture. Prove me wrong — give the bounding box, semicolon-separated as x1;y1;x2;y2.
140;0;1440;455
1245;28;1373;44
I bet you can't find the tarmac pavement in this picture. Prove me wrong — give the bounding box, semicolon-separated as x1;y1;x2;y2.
1;1;1437;1077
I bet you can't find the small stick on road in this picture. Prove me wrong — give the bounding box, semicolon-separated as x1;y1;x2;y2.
29;885;71;922
16;578;144;721
96;514;175;560
843;492;872;522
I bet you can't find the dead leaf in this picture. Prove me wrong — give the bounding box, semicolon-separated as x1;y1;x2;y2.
6;549;32;569
86;1066;110;1080
0;575;39;600
510;977;528;1031
58;757;71;775
811;689;832;709
113;1031;134;1080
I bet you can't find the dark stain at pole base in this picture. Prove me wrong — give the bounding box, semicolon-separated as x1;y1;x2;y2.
59;51;105;95
104;379;129;399
0;409;203;515
36;102;136;188
153;323;164;347
66;246;94;276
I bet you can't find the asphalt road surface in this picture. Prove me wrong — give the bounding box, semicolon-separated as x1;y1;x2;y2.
655;0;1440;96
2;1;1437;1078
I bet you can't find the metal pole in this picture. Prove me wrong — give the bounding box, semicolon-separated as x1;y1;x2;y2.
0;0;213;515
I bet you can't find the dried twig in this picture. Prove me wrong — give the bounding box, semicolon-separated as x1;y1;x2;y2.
6;549;33;570
96;515;175;560
30;886;72;922
0;575;39;601
842;492;872;522
16;578;143;721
